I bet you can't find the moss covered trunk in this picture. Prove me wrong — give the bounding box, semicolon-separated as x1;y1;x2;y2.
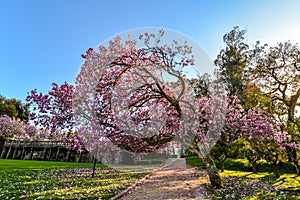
201;153;223;188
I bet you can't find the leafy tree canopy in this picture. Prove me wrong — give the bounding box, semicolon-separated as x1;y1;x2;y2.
0;95;29;122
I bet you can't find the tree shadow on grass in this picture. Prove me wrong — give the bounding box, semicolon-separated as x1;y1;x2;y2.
273;176;300;190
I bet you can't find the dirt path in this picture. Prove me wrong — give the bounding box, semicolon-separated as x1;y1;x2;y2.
112;158;211;200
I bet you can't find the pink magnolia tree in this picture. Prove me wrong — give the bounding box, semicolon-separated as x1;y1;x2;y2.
74;30;226;187
26;82;73;135
0;115;36;140
242;108;299;177
200;96;245;172
0;115;26;154
193;95;298;178
26;82;85;151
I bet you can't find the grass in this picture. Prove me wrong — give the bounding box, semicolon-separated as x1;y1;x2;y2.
0;159;150;199
0;159;94;171
186;156;300;199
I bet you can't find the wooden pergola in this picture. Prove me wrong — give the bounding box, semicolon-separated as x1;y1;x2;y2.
0;140;90;162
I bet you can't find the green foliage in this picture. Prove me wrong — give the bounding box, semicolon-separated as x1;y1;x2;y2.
185;155;205;168
286;121;300;143
243;83;275;112
210;138;252;170
210;142;229;159
227;138;250;158
0;95;29;122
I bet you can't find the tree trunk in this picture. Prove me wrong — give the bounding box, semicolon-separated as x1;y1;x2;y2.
6;146;12;159
201;153;223;188
287;146;300;175
288;88;300;123
287;89;300;175
219;156;227;172
29;147;34;160
12;147;18;159
273;163;280;178
66;149;71;162
272;154;280;178
77;151;82;163
21;147;26;160
42;148;47;161
91;157;97;178
293;159;300;176
251;161;257;173
48;148;53;161
220;159;225;172
56;148;60;161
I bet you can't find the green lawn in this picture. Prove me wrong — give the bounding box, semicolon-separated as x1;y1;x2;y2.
186;156;300;199
0;159;95;171
0;159;150;199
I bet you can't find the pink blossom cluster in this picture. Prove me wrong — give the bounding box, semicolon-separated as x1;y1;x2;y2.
27;83;86;151
196;95;298;162
0;115;36;140
26;82;74;137
242;108;299;161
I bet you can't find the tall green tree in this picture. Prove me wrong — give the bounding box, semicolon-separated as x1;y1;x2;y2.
214;26;251;104
0;95;29;122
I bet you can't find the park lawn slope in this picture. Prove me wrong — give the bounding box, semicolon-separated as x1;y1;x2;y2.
0;159;150;199
0;159;95;171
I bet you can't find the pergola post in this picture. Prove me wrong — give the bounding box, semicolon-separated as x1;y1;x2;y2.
48;148;53;161
6;146;12;159
66;149;71;162
56;148;60;161
29;147;34;160
21;147;26;160
1;147;7;158
42;147;48;161
12;147;18;159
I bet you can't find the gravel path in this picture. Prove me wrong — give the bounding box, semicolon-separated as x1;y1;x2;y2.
113;158;211;200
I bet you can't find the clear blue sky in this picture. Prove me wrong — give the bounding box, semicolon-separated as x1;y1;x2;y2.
1;0;300;102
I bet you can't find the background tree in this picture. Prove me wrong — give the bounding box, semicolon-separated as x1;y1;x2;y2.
0;115;37;156
241;108;298;177
0;115;25;140
210;96;245;172
27;82;102;176
26;82;74;139
250;41;300;174
0;95;29;122
26;82;87;156
214;26;251;104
